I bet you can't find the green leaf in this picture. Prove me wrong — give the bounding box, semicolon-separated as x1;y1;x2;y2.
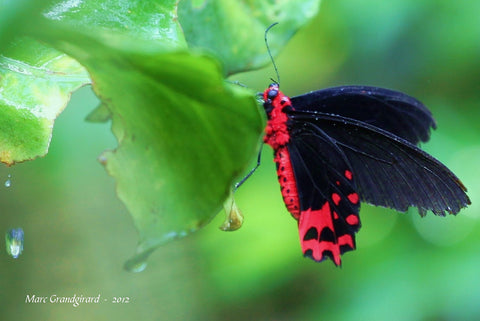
0;0;90;164
0;0;52;50
44;0;186;48
1;0;321;268
33;21;263;268
0;0;187;164
178;0;321;75
0;38;89;164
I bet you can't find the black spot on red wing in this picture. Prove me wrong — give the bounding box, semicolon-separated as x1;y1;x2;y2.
322;250;334;262
319;227;335;242
340;242;355;254
304;249;314;259
303;227;318;241
304;249;332;263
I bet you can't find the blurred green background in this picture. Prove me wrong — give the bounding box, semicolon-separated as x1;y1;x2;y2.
1;0;479;320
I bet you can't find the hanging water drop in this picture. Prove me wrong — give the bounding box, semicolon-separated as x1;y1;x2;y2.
128;261;147;273
124;253;149;273
6;228;24;259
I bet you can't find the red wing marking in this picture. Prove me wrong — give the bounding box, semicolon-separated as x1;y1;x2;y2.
298;203;355;266
345;170;353;180
331;193;341;205
338;234;355;249
348;193;359;204
345;214;360;226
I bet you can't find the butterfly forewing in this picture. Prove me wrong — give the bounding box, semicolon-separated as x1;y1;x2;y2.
288;112;470;216
290;86;436;145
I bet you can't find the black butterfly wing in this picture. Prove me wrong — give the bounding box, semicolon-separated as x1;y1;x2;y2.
288;111;470;216
286;123;361;265
290;86;435;145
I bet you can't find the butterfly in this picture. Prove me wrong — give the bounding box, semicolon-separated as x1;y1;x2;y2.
262;83;470;265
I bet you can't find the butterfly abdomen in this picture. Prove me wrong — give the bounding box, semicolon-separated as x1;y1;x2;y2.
274;146;300;219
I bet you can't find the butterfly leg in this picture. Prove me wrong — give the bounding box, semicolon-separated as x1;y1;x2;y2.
234;144;264;192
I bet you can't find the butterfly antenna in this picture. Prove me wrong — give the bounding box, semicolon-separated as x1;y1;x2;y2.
265;22;280;86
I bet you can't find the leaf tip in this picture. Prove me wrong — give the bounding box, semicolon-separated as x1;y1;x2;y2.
85;103;111;123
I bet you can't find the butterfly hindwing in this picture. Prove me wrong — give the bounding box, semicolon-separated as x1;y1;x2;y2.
287;123;361;265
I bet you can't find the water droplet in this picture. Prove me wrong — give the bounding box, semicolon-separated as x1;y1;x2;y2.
97;155;108;165
220;193;244;231
6;228;24;259
124;257;148;272
124;250;153;273
129;261;147;273
5;174;11;187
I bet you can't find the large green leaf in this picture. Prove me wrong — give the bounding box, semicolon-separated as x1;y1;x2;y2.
1;0;321;269
178;0;321;75
0;0;185;164
31;21;263;269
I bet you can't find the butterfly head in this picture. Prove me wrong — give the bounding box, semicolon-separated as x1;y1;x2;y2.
264;83;279;101
262;83;279;114
263;83;292;115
